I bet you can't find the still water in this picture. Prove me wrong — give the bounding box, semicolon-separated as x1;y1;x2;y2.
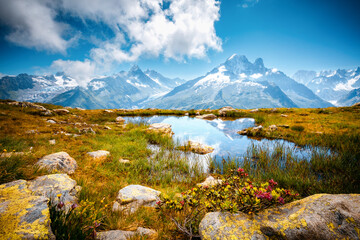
123;116;319;163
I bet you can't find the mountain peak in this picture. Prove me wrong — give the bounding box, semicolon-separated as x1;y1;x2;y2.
254;58;264;68
355;67;360;74
223;54;267;75
129;65;142;73
225;54;249;63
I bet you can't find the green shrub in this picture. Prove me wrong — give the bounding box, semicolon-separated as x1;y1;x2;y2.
252;114;265;124
157;168;298;238
291;125;304;132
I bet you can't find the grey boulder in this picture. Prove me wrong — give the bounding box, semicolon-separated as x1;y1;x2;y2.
35;152;77;174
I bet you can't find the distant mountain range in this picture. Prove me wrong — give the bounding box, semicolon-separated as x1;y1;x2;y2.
293;67;360;106
0;72;77;103
51;65;186;109
1;54;358;109
147;55;331;109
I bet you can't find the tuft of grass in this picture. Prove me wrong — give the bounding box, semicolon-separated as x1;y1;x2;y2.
210;136;360;196
291;125;305;132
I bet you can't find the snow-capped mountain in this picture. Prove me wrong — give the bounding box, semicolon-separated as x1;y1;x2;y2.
51;66;184;109
292;70;317;85
0;72;78;103
1;55;342;110
293;67;360;106
145;54;332;109
144;69;186;90
337;88;360;106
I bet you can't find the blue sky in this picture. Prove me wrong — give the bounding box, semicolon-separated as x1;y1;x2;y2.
0;0;359;82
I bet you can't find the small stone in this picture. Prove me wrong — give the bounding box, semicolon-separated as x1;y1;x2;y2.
112;185;161;214
104;109;114;113
269;125;277;131
97;230;134;240
49;139;56;145
198;176;223;187
80;127;96;134
218;106;235;116
75;107;85;110
148;123;174;137
250;109;259;113
278;124;290;128
25;129;38;134
253;125;263;130
281;114;288;117
53;109;70;115
185;112;189;116
116;116;125;123
47;119;57;124
237;129;248;135
136;227;157;237
196;114;217;120
35;152;77;174
181;141;214;155
40;110;53;116
87;150;110;159
119;158;130;164
104;126;112;130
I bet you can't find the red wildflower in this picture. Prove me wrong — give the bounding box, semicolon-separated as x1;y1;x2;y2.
269;179;278;186
237;168;244;173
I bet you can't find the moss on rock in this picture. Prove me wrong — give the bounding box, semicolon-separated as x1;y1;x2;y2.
0;180;54;239
200;194;360;240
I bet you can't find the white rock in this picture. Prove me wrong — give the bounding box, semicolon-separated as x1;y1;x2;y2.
47;119;57;124
148;123;174;137
116;116;125;123
196;114;217;120
119;158;130;164
269;125;277;131
87;150;110;159
28;174;81;210
35;152;77;174
112;185;161;214
53;109;70;115
198;176;223;187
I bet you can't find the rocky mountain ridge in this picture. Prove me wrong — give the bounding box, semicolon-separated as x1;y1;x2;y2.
4;54;358;109
293;67;360;106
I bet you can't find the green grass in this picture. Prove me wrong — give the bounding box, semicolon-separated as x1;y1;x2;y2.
1;100;360;239
210;133;360;197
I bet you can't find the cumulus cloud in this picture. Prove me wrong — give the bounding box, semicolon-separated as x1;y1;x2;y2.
0;0;222;84
0;0;73;53
50;59;96;87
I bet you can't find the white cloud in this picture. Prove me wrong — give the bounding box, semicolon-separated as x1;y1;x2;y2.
0;0;222;84
0;0;73;53
50;59;95;87
87;0;222;66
